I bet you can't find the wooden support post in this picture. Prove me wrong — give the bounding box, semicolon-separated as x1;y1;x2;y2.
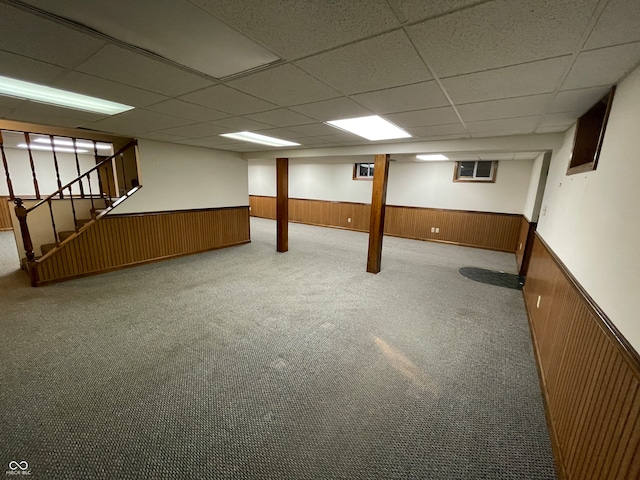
276;157;288;253
367;154;390;274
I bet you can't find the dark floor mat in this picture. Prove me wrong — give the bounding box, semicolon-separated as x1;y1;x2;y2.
459;266;526;290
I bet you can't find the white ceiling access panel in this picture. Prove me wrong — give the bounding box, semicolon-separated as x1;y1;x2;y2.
20;0;281;79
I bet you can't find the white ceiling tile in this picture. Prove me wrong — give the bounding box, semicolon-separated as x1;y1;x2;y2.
0;97;25;112
407;0;598;78
562;42;640;90
471;129;538;138
209;117;273;131
287;123;340;136
5;109;92;128
289;97;372;121
457;94;552;122
0;3;105;68
11;101;108;122
24;0;279;78
76;45;214;96
352;81;449;114
584;0;640;50
466;116;540;134
85;109;192;135
188;0;398;60
144;100;228;122
138;132;189;142
538;112;579;127
386;0;488;24
53;71;167;108
245;109;315;128
154;123;227;138
0;50;64;84
414;133;471;141
179;85;276;115
408;123;467;137
441;56;570;104
386;107;460;127
547;86;610;113
536;125;571;133
296;31;432;95
227;64;339;107
175;135;239;147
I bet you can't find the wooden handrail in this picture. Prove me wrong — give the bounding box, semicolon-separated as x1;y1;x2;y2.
25;140;137;214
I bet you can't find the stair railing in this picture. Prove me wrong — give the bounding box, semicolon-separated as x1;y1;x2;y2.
14;139;139;268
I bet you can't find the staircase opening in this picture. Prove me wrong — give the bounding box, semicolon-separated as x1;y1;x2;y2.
0;121;139;285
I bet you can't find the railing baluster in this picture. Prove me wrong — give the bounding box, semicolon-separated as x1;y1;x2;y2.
47;198;58;245
69;185;78;232
93;141;104;199
49;135;63;199
0;131;15;200
119;152;127;191
73;138;85;198
87;170;95;213
111;155;119;199
24;133;40;199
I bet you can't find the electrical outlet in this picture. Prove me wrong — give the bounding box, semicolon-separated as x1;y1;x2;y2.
537;295;541;308
435;227;440;233
431;227;435;233
347;217;351;223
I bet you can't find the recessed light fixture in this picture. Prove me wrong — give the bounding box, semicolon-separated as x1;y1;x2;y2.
0;75;134;115
17;143;89;154
32;138;112;150
416;154;449;161
325;115;411;141
220;131;301;147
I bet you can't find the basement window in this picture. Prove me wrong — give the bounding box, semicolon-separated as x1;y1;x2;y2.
353;163;374;180
453;161;497;182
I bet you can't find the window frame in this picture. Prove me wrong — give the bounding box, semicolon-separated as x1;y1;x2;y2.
453;161;498;183
353;162;375;180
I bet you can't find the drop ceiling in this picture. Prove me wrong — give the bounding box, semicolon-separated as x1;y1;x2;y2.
0;0;639;157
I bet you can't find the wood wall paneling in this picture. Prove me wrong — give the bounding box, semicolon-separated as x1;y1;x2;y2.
0;197;12;230
34;206;250;285
524;234;640;480
249;196;521;252
249;195;276;219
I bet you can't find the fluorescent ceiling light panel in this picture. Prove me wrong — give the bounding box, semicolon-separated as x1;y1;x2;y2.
32;138;112;150
17;143;88;153
416;154;449;161
220;131;301;147
325;115;411;141
0;75;133;115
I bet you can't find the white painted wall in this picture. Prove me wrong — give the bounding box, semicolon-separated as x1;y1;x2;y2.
0;148;97;197
387;160;532;213
111;139;248;213
537;63;640;352
248;158;533;213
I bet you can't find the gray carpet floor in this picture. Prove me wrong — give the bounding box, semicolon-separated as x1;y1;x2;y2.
0;218;557;479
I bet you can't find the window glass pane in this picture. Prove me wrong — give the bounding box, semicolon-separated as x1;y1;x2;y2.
459;161;475;177
359;164;368;177
476;161;492;178
367;164;374;176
